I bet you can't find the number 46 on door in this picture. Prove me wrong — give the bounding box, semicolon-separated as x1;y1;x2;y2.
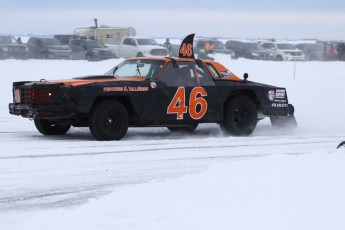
167;87;208;120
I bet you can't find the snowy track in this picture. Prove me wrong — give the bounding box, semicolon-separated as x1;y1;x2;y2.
1;59;345;230
0;121;343;212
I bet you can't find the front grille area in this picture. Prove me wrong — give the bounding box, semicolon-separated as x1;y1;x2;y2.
10;46;26;52
21;88;55;104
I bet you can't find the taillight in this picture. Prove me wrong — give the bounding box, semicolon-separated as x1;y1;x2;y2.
14;88;21;103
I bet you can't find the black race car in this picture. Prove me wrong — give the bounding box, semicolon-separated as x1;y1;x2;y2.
9;34;296;140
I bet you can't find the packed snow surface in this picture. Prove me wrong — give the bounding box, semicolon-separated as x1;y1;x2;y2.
0;56;345;230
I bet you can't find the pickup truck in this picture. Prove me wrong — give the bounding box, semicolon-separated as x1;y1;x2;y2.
108;36;169;58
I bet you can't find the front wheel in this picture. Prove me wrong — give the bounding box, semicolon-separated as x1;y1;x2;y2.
34;119;71;135
89;100;129;141
221;96;257;136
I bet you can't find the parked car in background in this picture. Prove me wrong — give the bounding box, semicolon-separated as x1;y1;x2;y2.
194;38;234;58
68;39;115;61
54;35;77;45
316;41;338;61
169;44;180;57
0;35;28;59
260;41;304;61
295;43;324;61
27;37;71;59
225;40;271;60
109;37;169;59
336;42;345;61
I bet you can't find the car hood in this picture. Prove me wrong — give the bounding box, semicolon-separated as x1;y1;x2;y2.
247;49;268;53
47;45;70;50
91;48;113;52
1;44;27;48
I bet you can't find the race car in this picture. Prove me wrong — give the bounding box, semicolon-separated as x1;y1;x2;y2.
9;34;296;141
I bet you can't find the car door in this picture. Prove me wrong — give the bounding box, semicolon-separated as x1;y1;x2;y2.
119;38;138;58
140;60;218;123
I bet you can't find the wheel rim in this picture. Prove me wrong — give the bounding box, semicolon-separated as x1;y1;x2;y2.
103;112;119;131
233;106;251;128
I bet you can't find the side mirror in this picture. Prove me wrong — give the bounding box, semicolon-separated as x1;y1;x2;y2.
243;73;248;83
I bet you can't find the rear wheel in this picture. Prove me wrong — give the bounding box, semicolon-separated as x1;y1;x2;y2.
89;100;129;141
167;124;198;133
221;96;257;136
34;119;71;135
85;54;93;61
276;55;283;61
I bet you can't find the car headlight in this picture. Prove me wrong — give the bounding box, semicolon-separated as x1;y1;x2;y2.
284;51;292;54
2;47;9;52
48;48;55;52
251;52;259;57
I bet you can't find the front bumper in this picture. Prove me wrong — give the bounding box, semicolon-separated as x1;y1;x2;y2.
283;54;305;61
9;103;74;119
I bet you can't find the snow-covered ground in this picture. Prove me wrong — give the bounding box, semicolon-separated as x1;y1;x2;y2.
0;57;345;230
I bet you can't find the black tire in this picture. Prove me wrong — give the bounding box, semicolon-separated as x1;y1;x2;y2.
85;54;93;61
40;52;48;59
276;55;283;61
89;100;129;141
34;119;71;135
221;96;257;136
136;52;144;57
167;124;198;133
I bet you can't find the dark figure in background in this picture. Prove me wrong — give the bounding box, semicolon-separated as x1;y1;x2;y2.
17;37;22;44
163;38;172;56
337;42;345;61
198;40;215;61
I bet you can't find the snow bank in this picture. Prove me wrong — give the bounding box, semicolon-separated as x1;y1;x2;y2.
2;149;345;230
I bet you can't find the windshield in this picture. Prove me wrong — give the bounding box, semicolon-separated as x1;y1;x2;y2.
244;42;265;50
104;59;166;80
0;36;17;45
41;38;62;46
276;43;297;50
85;40;105;48
137;39;158;45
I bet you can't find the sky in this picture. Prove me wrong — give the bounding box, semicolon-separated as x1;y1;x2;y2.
1;0;345;40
